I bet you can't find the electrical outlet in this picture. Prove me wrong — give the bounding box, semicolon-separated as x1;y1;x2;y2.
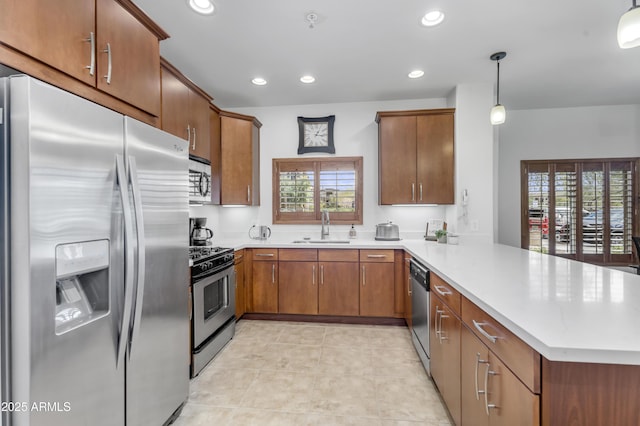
470;220;479;231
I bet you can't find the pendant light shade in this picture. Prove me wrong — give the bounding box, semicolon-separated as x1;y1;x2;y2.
490;105;506;125
490;52;507;126
618;1;640;49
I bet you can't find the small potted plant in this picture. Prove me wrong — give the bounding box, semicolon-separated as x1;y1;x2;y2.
435;229;448;244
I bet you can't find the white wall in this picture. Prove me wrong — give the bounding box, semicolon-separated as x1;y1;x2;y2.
445;84;495;243
497;104;640;248
216;98;450;239
194;86;497;243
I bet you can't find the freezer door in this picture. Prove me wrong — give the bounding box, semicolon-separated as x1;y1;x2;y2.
123;117;189;426
7;76;126;426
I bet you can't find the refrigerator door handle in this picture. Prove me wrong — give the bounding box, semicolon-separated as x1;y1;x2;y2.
115;155;135;368
127;155;146;357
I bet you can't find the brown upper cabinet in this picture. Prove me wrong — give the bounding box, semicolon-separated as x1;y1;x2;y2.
219;111;262;206
160;58;212;161
0;0;168;117
376;109;455;205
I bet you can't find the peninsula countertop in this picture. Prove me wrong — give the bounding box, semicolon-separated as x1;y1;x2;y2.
217;235;640;366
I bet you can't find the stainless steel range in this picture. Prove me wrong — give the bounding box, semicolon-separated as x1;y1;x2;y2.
189;246;235;377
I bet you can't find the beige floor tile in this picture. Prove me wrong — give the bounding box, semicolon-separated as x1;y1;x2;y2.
188;366;258;407
172;403;235;426
276;324;327;345
177;320;452;425
240;369;316;412
261;342;323;371
323;326;376;347
228;408;304;426
317;345;374;376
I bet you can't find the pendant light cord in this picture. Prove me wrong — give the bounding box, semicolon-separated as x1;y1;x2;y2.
496;60;501;105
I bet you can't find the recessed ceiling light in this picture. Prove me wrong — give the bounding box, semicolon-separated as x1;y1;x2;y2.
189;0;215;15
408;70;425;79
421;10;444;27
300;75;316;84
251;77;267;86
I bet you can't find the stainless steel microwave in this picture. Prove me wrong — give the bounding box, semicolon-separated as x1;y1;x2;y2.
189;158;212;204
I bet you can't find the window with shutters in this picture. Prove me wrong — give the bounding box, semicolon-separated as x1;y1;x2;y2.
273;157;363;224
521;158;639;265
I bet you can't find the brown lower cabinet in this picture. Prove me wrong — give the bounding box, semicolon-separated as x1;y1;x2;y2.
430;288;461;425
234;249;245;319
279;261;318;314
250;249;278;313
359;262;394;317
460;326;539;426
318;261;360;316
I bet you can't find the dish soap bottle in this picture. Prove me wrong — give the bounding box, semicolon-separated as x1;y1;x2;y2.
349;224;357;239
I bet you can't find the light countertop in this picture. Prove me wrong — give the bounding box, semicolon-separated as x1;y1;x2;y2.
218;235;640;366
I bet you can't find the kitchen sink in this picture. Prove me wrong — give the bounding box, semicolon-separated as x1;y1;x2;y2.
291;240;351;244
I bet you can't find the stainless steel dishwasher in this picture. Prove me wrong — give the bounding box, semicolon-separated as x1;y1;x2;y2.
410;259;430;375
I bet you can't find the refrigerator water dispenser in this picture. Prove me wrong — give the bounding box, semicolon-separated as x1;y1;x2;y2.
55;240;110;334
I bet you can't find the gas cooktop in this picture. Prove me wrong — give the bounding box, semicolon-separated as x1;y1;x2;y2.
189;246;233;262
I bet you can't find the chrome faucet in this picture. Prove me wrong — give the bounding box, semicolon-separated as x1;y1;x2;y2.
321;210;330;239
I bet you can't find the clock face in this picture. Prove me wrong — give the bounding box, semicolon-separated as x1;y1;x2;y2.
303;122;329;147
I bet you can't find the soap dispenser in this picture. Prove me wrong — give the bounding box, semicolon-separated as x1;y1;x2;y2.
349;224;357;239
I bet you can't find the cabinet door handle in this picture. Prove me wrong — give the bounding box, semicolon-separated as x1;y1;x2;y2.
186;124;191;143
474;353;489;400
435;307;444;336
407;277;411;296
433;285;453;297
438;313;449;343
103;42;112;84
84;32;95;76
247;185;251;203
411;183;415;201
320;265;324;285
256;253;274;257
419;183;423;201
192;127;196;150
272;264;275;283
362;265;366;286
484;363;498;415
312;265;316;285
367;254;386;258
473;320;498;343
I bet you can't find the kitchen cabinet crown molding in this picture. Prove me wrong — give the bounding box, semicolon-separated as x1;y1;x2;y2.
160;57;213;102
375;108;456;123
114;0;169;40
219;110;263;128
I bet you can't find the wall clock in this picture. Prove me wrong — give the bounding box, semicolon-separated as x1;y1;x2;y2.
297;115;335;154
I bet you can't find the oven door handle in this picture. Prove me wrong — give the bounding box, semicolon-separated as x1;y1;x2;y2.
127;155;146;358
115;155;135;368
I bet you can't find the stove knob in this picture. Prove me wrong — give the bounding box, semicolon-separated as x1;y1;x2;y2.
205;261;213;269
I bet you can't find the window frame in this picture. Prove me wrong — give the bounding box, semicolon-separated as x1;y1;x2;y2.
273;156;363;225
521;158;639;266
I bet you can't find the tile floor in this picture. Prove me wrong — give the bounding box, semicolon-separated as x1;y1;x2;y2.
174;320;453;426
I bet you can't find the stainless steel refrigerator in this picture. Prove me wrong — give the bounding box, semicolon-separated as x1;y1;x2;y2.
0;75;190;426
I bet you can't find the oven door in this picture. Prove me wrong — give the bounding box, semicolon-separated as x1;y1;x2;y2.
192;266;235;348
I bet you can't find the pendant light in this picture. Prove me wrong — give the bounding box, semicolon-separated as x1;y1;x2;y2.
490;52;507;125
618;0;640;48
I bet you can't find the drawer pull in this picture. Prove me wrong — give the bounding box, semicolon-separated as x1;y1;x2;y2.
103;42;112;84
484;364;498;415
366;254;387;258
473;320;498;343
256;253;275;257
474;353;489;400
433;285;452;296
84;32;95;76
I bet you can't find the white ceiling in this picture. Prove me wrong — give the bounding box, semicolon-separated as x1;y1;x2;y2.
133;0;640;110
